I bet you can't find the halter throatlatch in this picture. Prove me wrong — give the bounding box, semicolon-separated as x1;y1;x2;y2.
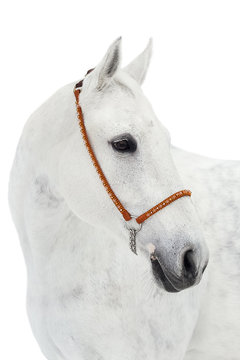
74;72;192;254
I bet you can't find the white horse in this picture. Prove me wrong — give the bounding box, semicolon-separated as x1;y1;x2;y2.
9;38;240;360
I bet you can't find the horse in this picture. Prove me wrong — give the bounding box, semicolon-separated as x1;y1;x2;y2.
8;38;240;360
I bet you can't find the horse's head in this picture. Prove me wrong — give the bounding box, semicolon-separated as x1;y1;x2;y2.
60;38;209;292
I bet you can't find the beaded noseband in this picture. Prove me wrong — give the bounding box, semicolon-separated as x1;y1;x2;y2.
74;70;191;254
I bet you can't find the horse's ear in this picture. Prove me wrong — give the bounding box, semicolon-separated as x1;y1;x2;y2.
89;37;122;91
123;39;152;85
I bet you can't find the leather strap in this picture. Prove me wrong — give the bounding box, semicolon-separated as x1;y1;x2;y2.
135;190;191;224
74;89;132;221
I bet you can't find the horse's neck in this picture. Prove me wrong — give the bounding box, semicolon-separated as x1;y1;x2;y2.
18;83;76;171
23;174;117;277
25;184;149;303
171;146;240;209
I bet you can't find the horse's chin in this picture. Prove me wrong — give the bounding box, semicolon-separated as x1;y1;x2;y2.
151;259;180;293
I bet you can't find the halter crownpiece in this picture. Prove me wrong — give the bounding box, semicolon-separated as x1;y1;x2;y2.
74;71;192;254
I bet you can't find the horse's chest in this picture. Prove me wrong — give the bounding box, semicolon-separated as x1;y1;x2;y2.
27;244;203;360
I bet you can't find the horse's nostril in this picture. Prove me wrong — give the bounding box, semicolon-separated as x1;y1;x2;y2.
202;263;208;274
183;250;197;279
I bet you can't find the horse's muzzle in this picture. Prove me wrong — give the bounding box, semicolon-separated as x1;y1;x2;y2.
151;248;208;292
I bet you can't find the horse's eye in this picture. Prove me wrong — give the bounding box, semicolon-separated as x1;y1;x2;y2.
111;133;137;153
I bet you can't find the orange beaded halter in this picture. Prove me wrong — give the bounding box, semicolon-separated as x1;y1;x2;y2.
74;70;191;254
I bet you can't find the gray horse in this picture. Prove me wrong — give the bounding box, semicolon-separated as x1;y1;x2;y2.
9;38;240;360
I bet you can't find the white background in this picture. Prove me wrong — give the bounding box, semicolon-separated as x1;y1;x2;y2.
1;1;240;359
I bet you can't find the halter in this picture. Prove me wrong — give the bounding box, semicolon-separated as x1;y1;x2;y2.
74;70;191;254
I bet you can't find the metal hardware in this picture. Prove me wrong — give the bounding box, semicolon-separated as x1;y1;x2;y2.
129;229;138;255
125;216;142;255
